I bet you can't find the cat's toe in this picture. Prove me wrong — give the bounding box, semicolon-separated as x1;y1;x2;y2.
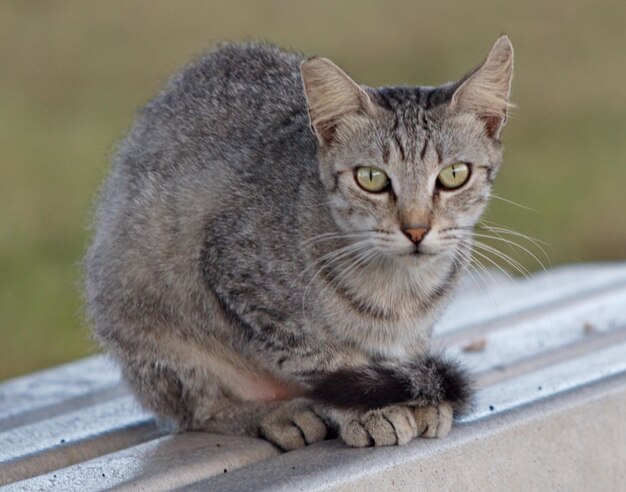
414;401;454;438
292;407;328;444
260;418;306;450
381;405;418;445
260;400;328;450
340;405;418;447
362;410;397;446
339;419;372;447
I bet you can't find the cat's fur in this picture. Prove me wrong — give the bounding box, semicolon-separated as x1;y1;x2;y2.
85;36;513;448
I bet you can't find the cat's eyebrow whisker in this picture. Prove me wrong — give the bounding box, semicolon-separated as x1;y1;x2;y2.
489;193;538;213
471;240;531;280
471;232;548;274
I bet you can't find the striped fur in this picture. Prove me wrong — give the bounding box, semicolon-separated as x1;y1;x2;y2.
85;37;513;447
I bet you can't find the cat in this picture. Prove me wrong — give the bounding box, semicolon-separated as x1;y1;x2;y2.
85;36;513;449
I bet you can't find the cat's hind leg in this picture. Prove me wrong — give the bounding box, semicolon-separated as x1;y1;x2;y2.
122;356;328;450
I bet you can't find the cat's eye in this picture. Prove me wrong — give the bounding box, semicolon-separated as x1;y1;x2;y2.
437;163;470;190
355;166;390;193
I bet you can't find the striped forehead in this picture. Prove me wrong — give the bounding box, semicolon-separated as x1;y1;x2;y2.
376;87;443;166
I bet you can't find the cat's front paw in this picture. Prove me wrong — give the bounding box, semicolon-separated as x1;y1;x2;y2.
413;401;454;438
340;405;418;447
260;398;328;451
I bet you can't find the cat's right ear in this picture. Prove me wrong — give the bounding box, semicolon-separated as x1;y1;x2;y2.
301;57;377;146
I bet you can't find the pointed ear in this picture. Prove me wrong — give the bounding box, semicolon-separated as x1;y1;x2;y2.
450;35;514;138
301;57;377;146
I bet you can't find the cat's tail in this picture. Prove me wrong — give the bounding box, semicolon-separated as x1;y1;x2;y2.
308;352;474;414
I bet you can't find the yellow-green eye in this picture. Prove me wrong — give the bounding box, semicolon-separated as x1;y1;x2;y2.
437;163;470;190
355;166;390;192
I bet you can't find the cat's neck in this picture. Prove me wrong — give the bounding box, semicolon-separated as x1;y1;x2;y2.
314;244;462;358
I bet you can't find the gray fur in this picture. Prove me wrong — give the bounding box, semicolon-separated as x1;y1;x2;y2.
85;37;513;448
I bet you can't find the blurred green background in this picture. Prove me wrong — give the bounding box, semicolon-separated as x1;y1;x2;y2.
1;0;624;381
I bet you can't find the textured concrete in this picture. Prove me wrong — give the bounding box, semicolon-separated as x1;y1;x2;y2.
8;433;279;491
0;355;123;432
0;396;160;485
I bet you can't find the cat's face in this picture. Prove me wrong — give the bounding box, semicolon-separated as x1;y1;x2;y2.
302;36;513;266
319;104;502;263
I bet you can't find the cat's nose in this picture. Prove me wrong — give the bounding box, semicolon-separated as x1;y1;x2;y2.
403;226;430;245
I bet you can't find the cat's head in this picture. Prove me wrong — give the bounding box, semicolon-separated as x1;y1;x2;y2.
301;36;513;265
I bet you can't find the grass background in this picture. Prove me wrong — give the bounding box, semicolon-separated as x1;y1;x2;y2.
1;0;624;380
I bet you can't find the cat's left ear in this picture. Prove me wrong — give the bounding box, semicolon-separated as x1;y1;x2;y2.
301;57;378;146
450;35;514;139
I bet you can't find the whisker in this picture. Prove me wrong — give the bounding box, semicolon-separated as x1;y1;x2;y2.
472;240;531;279
468;245;517;283
478;222;551;266
313;248;378;308
300;240;373;317
471;232;548;273
457;240;500;287
452;246;489;294
299;231;373;248
297;240;371;296
489;193;538;213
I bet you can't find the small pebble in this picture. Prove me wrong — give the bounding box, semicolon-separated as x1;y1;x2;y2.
583;322;595;335
462;338;487;353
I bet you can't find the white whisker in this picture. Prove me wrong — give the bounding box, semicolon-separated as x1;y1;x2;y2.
489;193;538;213
472;240;531;279
471;232;548;273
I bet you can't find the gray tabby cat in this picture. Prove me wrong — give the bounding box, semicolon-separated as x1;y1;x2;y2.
85;36;513;449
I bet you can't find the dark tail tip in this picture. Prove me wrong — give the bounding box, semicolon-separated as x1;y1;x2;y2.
308;352;475;414
425;353;475;414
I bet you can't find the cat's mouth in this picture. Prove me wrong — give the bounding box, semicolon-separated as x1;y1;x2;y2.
397;247;439;258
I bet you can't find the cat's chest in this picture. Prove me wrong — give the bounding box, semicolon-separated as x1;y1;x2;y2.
313;257;453;354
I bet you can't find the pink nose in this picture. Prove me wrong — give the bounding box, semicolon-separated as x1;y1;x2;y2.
403;226;430;244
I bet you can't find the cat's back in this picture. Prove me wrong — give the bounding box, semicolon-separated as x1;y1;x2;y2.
126;42;310;171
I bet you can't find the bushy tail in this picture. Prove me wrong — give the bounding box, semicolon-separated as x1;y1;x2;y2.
308;352;474;414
